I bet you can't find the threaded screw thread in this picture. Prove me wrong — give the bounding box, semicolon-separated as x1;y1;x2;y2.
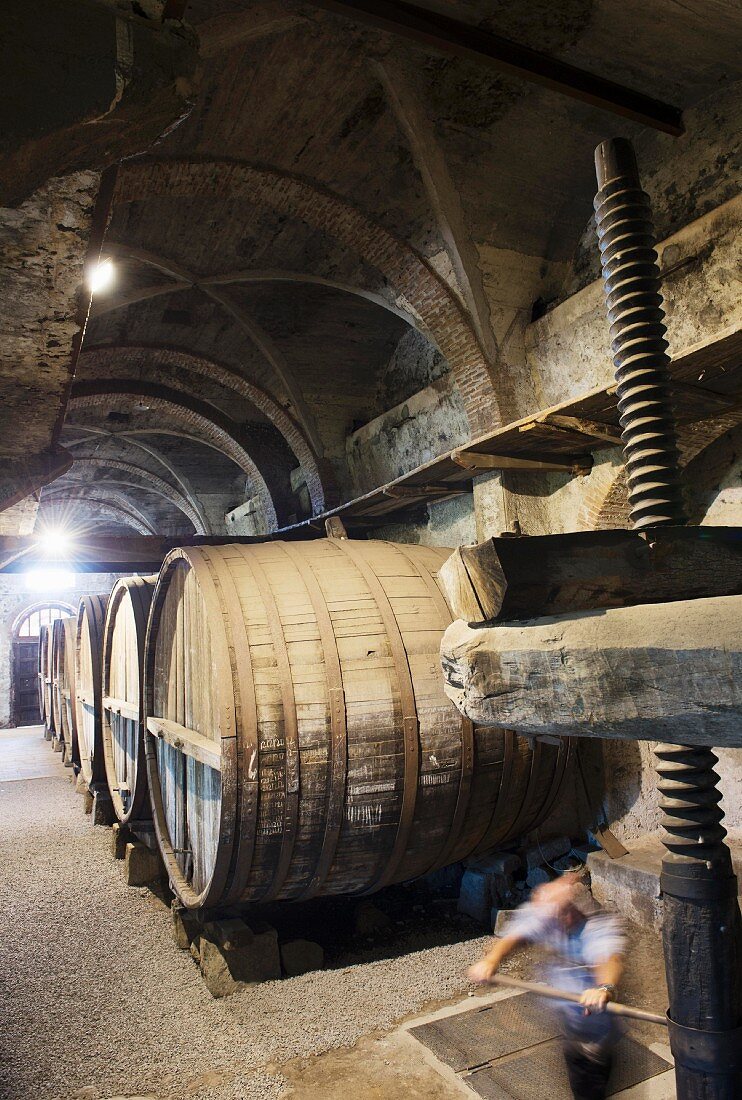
594;140;686;529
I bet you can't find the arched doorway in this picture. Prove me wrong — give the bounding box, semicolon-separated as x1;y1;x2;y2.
11;603;75;727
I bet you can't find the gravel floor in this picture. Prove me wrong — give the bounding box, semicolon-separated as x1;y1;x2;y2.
0;734;488;1100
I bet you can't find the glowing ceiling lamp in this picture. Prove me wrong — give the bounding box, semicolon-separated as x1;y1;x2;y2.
36;527;72;556
88;258;115;295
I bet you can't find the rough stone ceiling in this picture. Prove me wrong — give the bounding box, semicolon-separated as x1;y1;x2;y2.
5;0;740;537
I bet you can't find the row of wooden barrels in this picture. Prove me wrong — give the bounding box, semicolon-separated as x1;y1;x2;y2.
37;539;571;911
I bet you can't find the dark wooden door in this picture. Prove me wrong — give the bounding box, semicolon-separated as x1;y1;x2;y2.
14;638;41;726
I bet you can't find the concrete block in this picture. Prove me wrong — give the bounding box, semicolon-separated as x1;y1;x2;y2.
589;831;742;929
199;918;280;997
52;735;63;752
280;939;324;976
75;773;88;794
62;743;74;768
458;869;492;924
422;862;464;896
354;901;391;936
172;904;201;950
466;851;521;877
111;823;129;860
525;836;571;869
124;841;161;887
526;866;552;889
493;909;517;937
83;790;93;815
92;789;115;827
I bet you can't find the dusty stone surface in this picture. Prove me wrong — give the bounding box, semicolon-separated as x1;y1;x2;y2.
588;829;742;932
199;919;282;997
280;939;325;978
111;823;128;860
354;901;392;936
93;790;115;827
124;842;162;888
172;904;201;950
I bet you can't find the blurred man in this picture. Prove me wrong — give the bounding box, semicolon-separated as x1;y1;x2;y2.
468;873;625;1100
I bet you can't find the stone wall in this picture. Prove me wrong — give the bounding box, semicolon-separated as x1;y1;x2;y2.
0;570;126;728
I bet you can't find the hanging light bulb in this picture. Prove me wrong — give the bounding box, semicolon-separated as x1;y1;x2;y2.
88;258;115;295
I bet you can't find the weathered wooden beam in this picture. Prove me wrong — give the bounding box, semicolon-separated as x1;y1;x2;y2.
441;594;742;746
450;448;591;474
438;527;742;623
670;380;740;412
538;414;623;446
306;0;684;134
0;530;325;573
382;483;465;498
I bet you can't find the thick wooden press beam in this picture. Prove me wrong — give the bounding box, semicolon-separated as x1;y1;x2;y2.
438;527;742;623
528;415;623;446
306;0;684;135
451;449;591;474
440;594;742;747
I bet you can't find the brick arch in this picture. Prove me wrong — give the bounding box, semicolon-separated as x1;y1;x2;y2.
592;409;742;530
68;457;206;533
114;159;501;434
62;426;211;530
69;388;278;531
38;492;155;535
79;344;330;513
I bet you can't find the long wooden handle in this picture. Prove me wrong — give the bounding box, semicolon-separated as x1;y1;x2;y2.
489;973;667;1026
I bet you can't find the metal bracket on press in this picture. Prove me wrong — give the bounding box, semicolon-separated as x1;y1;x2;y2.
667;1016;742;1074
660;868;739;902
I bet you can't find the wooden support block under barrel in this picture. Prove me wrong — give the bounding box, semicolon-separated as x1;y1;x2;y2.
439;526;742;623
441;594;742;746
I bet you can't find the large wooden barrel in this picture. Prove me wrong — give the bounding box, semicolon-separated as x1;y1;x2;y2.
55;615;78;767
75;594;109;787
38;624;49;732
145;540;570;910
101;575;157;823
49;617;67;749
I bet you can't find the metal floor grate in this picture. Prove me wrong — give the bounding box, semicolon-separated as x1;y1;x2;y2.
410;993;559;1072
409;994;672;1099
466;1036;671;1099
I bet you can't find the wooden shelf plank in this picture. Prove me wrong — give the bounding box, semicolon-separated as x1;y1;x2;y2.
102;695;140;722
146;716;222;771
